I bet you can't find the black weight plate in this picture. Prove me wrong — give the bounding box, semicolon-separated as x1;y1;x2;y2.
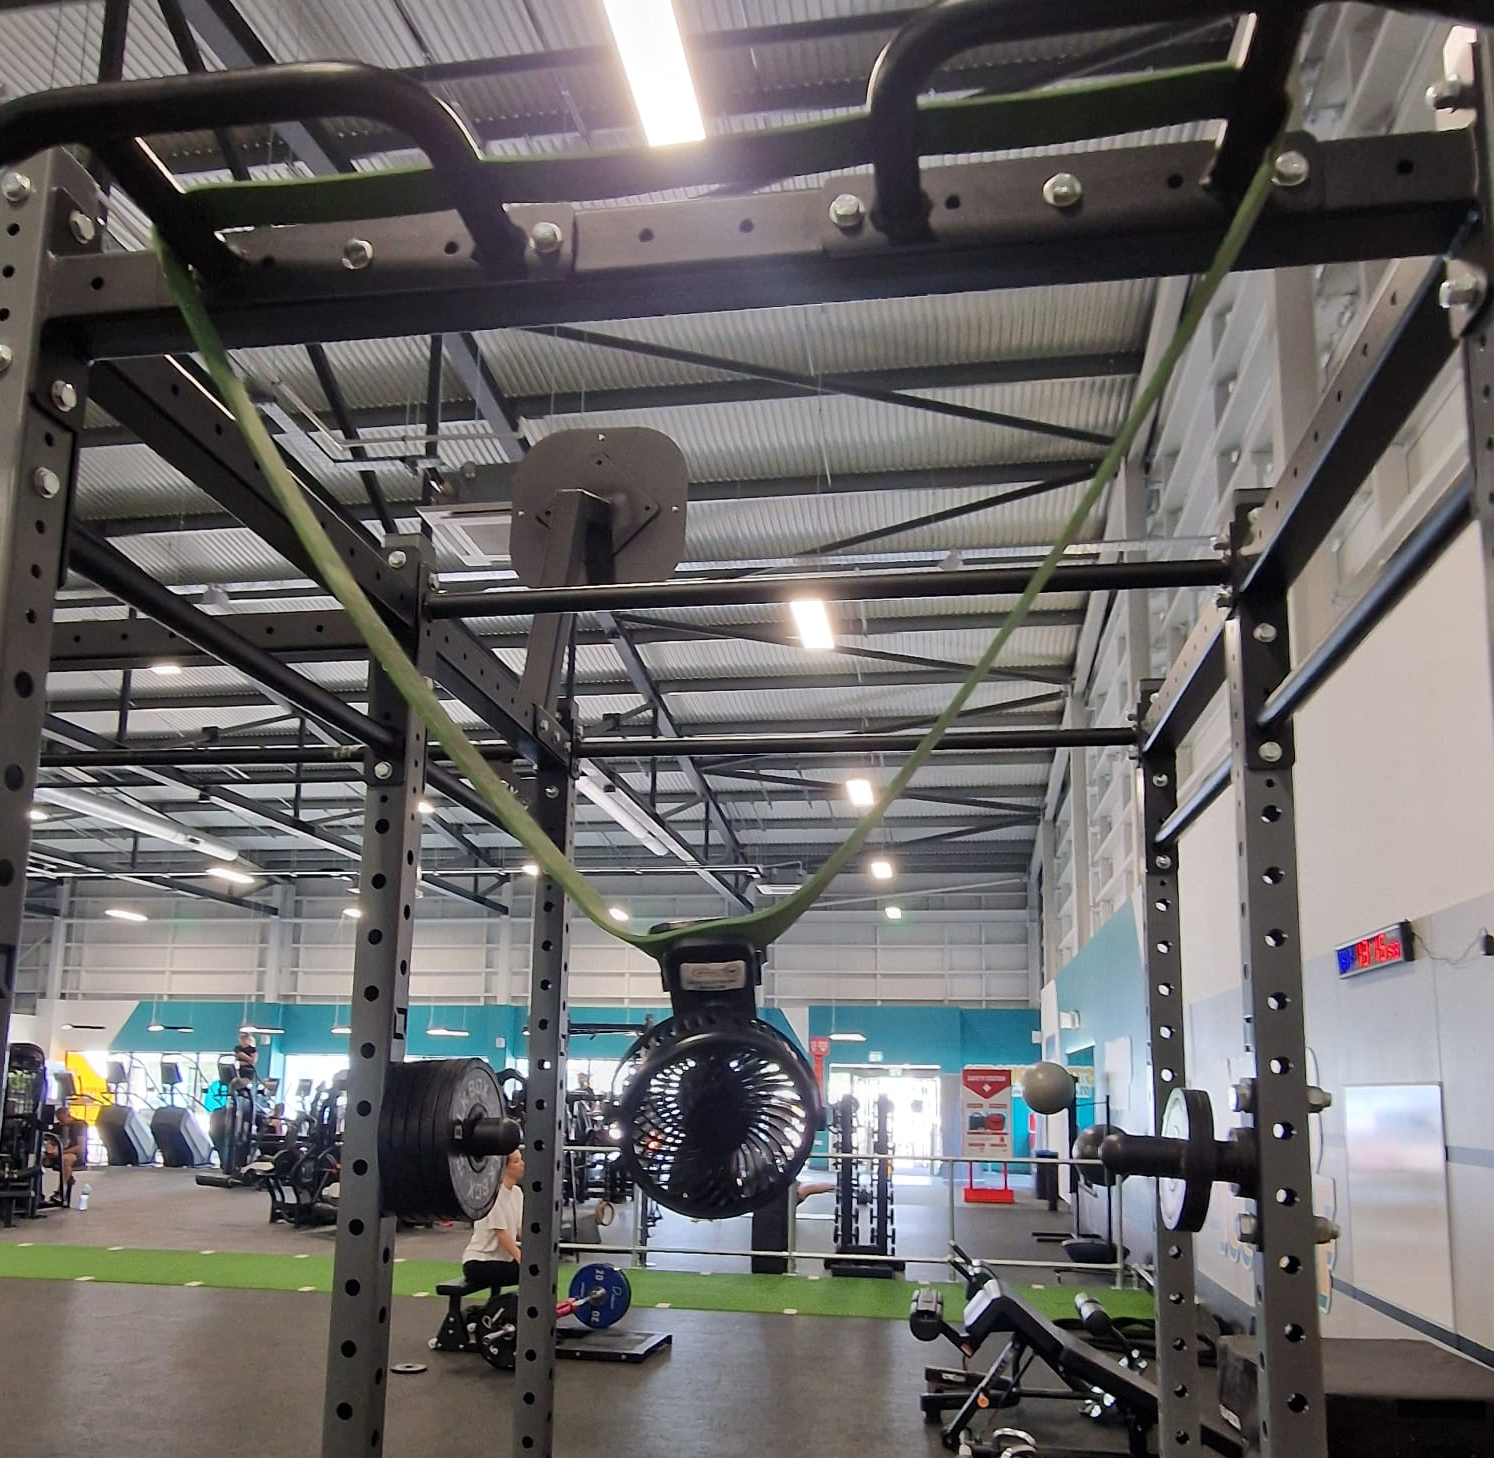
1158;1087;1214;1234
379;1059;429;1218
568;1263;631;1329
380;1059;505;1221
440;1060;505;1221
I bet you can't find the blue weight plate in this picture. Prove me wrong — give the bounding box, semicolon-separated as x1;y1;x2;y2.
568;1262;632;1329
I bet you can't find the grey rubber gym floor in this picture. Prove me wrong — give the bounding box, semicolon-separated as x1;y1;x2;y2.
0;1170;1136;1455
0;1280;1137;1458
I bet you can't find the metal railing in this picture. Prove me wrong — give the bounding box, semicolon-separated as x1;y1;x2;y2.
556;1147;1131;1288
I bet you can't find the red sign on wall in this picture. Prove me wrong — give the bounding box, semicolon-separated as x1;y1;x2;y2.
809;1036;831;1087
961;1066;1014;1160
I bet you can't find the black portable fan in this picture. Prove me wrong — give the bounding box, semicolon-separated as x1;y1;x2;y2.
611;934;821;1219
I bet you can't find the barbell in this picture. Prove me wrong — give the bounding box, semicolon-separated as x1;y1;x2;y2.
479;1263;633;1370
378;1058;520;1221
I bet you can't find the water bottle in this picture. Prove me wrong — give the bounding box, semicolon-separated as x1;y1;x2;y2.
77;1182;91;1212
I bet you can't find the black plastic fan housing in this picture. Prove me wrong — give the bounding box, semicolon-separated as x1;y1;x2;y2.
610;934;822;1219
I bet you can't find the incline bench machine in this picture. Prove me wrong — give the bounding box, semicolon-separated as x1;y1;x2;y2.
910;1276;1240;1458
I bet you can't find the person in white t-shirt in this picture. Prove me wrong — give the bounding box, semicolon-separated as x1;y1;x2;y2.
460;1147;524;1294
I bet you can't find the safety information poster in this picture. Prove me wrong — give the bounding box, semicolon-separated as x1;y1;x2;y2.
960;1066;1014;1160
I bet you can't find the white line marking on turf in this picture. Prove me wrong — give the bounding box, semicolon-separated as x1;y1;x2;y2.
782;1307;798;1315
654;1302;671;1309
184;1281;203;1288
413;1290;431;1298
294;1252;310;1259
199;1249;216;1255
298;1285;315;1292
74;1276;95;1283
17;1242;32;1247
107;1246;123;1252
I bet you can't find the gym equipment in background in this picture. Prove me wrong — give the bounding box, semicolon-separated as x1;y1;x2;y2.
260;1072;344;1226
150;1058;213;1167
151;1106;212;1168
826;1092;902;1278
196;1055;263;1188
0;1043;50;1225
94;1061;157;1167
611;934;820;1219
909;1275;1240;1458
430;1261;669;1368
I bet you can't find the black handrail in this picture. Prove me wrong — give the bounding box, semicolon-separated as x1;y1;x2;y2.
0;61;527;269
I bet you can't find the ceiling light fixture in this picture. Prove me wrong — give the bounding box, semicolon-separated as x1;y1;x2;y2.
206;864;257;887
608;906;631;923
238;1022;285;1036
63;1022;107;1032
426;1026;471;1039
417;799;435;816
520;862;540;878
342;905;363;920
27;807;47;823
578;771;669;856
602;0;705;148
104;907;148;923
147;1021;165;1033
845;777;876;808
869;858;895;881
331;1023;352;1036
35;786;239;862
885;905;904;920
827;1031;866;1043
756;882;803;896
149;662;183;677
789;597;836;651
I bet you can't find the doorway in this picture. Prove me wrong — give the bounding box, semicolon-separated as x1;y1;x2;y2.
825;1064;941;1176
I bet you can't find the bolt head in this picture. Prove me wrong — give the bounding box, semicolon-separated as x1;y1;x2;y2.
1252;622;1278;644
32;466;60;498
387;549;408;570
1439;275;1485;312
50;379;78;412
1;171;31;204
1150;771;1169;788
529;221;564;255
1426;76;1470;111
1042;172;1083;209
68;210;97;245
0;344;12;373
1271;150;1310;187
829;192;864;229
544;784;560;798
1155;853;1173;870
1258;740;1283;764
341;238;374;270
372;760;394;781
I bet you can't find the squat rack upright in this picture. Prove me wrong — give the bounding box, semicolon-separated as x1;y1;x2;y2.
0;5;1487;1458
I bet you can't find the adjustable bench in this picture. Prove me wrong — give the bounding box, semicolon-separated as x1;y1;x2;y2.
911;1278;1241;1458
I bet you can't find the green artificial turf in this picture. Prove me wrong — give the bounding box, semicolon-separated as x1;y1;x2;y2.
0;1241;1155;1323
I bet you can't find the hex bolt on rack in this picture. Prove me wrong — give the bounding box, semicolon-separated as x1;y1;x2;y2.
0;9;1488;1458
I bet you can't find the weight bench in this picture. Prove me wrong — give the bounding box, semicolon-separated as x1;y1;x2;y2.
431;1275;505;1354
910;1278;1241;1458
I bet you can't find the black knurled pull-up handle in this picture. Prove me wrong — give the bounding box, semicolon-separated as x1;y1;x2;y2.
0;61;528;273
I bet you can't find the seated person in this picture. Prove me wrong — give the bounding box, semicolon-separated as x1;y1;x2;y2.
460;1147;524;1295
43;1107;87;1191
262;1102;287;1137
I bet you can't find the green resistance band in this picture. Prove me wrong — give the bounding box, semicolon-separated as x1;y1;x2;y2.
157;142;1278;958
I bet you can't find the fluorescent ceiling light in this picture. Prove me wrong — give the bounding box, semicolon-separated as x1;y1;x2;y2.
104;907;148;923
331;1023;351;1036
35;786;239;862
63;1022;107;1031
885;905;903;921
789;597;836;651
757;882;803;895
239;1023;284;1036
206;864;257;887
520;861;540;878
147;1021;165;1033
602;0;706;147
608;906;631;923
845;777;876;808
869;858;894;881
342;905;363;920
27;807;47;823
417;799;435;816
426;1026;471;1039
578;772;669;857
827;1031;866;1043
149;662;183;677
